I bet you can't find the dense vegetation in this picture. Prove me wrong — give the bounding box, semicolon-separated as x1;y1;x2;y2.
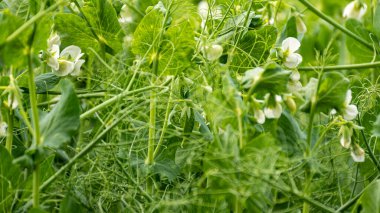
1;0;380;212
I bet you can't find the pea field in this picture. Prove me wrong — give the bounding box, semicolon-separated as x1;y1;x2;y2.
1;0;380;212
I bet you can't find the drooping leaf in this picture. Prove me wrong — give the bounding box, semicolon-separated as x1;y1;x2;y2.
40;79;80;149
352;180;380;213
34;73;61;93
276;111;305;155
230;26;278;73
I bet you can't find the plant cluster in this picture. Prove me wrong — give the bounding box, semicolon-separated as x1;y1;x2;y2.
1;0;380;212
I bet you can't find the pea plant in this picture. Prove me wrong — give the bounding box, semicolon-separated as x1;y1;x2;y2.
1;0;380;212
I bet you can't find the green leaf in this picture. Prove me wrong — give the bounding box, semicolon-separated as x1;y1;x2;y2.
276;111;305;155
35;73;61;93
132;9;164;58
3;0;40;18
55;13;100;53
230;26;278;73
0;10;30;68
302;72;350;114
0;146;21;212
40;79;80;149
82;0;125;54
316;72;350;113
60;192;87;213
247;63;291;95
352;180;380;213
152;158;180;182
159;20;195;75
345;19;376;62
132;4;195;75
280;16;298;41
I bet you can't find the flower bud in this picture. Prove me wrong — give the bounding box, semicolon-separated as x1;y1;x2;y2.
204;44;223;61
343;0;367;20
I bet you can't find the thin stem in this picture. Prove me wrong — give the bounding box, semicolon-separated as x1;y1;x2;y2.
297;0;373;51
80;84;168;120
258;176;336;213
27;26;41;208
299;61;380;71
39;106;135;191
5;109;13;153
236;107;244;149
153;79;174;158
358;115;380;173
145;89;156;165
337;175;380;212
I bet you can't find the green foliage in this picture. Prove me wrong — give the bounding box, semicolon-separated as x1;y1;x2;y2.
0;146;21;212
345;19;376;62
40;79;80;149
230;26;278;72
352;180;380;213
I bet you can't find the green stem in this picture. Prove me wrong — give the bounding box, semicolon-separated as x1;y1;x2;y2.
358;115;380;173
297;0;373;51
5;109;13;153
299;61;380;71
153;79;174;158
32;165;40;208
236;107;244;149
257;176;336;213
145;89;156;165
80;84;169;120
27;29;41;208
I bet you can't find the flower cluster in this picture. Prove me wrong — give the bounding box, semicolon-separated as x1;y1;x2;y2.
45;32;85;76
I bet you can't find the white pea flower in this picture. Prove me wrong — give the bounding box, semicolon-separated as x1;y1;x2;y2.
339;125;352;148
254;108;266;124
8;93;18;109
119;4;133;24
264;94;283;119
242;67;265;88
342;90;358;121
0;121;7;137
343;0;367;20
280;37;303;68
46;33;85;77
350;143;365;162
287;70;303;93
251;98;266;124
204;44;223;61
198;1;209;20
